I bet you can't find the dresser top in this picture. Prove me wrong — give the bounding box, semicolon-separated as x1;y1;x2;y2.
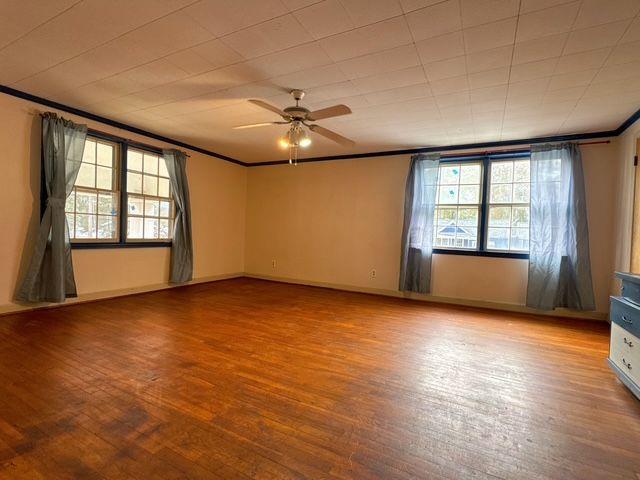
616;272;640;284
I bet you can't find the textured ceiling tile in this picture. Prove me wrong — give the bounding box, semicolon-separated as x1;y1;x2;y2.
553;47;611;74
416;31;465;64
293;0;353;39
319;16;412;61
510;58;558;82
363;83;432;106
515;2;579;42
468;67;510;89
423;56;467;82
221;14;313;58
339;0;403;27
512;34;567;64
460;0;519;28
465;45;513;73
429;74;470;96
184;0;289;37
463;18;517;54
337;44;421;79
573;0;640;29
350;66;426;94
405;0;462;42
563;20;630;54
547;68;598;90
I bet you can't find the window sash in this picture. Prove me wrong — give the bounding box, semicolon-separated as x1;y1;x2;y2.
433;155;531;256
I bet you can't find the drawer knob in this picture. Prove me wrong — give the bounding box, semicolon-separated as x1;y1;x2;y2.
624;337;634;347
622;314;633;324
623;358;632;370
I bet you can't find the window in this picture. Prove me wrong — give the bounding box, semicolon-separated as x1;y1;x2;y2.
65;137;119;241
486;159;530;252
125;148;173;241
433;162;482;250
432;154;531;257
60;131;173;248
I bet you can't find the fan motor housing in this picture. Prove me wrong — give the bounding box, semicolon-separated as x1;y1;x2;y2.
283;106;310;120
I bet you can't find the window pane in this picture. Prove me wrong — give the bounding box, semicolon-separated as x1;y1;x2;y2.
510;228;529;251
75;214;96;238
97;215;117;239
144;218;159;239
456;227;477;249
66;214;75;237
513;183;530;203
128;150;143;171
159;219;170;239
457;208;478;226
511;206;529;227
490;183;512;203
127;172;142;193
76;191;97;213
487;227;510;250
438;185;458;204
65;191;75;213
158;177;170;198
143;175;158;196
159;200;171;218
127;196;144;216
513;161;530;182
82;140;96;163
489;206;511;227
159;158;169;177
143;154;159;175
96;143;113;167
98;192;117;215
459;185;479;204
460;164;480;184
96;166;113;190
76;163;95;188
440;165;460;184
491;161;513;183
127;217;144;239
145;199;160;216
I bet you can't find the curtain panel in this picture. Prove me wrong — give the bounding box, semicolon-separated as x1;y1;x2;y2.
399;153;440;294
527;142;595;311
17;113;87;303
163;149;193;283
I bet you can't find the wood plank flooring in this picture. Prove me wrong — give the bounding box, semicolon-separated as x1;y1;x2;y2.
0;278;639;479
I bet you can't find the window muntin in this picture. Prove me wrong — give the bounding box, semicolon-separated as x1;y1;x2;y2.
433;162;482;250
126;148;173;241
486;159;530;252
65;137;119;241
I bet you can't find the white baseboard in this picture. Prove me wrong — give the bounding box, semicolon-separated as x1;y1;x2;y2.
0;272;244;316
244;273;609;322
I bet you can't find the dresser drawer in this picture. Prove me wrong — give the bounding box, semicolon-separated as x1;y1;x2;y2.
610;323;640;386
610;296;640;338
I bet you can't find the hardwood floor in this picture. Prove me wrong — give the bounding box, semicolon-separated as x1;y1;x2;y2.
0;278;639;479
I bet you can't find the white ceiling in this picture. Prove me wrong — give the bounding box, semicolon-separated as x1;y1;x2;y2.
2;0;640;163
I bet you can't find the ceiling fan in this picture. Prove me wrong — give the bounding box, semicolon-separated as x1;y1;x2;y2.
233;89;355;164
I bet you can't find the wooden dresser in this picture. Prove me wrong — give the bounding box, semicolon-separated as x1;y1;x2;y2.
609;272;640;400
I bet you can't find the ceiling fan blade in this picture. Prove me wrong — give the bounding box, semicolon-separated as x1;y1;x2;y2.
307;104;351;121
248;99;288;118
232;122;287;129
309;124;355;147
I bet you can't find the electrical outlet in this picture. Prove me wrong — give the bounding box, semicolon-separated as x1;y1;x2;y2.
271;260;276;269
371;269;376;278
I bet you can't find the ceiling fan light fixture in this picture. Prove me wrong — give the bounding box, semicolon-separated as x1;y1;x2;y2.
278;137;290;149
299;136;311;148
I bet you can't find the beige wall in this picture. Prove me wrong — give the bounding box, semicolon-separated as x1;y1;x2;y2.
245;142;618;316
613;121;639;278
0;94;247;312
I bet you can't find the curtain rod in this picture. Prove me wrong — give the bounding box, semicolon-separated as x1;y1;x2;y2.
440;140;610;159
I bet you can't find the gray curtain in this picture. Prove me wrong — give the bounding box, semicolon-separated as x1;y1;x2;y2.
17;113;87;303
163;149;193;283
527;142;595;311
399;153;440;294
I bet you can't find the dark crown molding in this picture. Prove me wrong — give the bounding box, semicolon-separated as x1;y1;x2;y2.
2;84;638;168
